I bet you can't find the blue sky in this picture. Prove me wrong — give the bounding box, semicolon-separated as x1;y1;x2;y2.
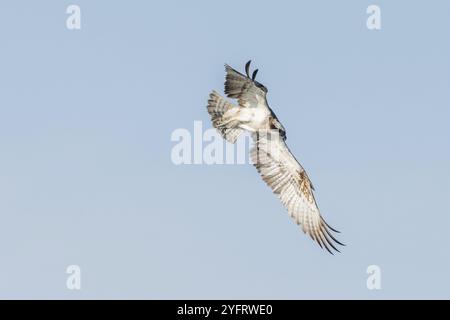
0;1;449;298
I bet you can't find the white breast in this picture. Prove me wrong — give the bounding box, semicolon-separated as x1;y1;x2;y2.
234;95;271;132
236;106;269;132
252;107;269;124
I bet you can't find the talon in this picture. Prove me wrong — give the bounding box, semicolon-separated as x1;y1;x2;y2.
252;69;258;80
245;60;251;78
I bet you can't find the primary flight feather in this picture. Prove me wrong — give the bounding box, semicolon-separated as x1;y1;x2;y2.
206;61;344;254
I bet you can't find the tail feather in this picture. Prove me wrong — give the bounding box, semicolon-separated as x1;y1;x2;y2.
207;91;243;144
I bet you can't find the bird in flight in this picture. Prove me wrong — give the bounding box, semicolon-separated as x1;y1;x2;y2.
206;61;344;254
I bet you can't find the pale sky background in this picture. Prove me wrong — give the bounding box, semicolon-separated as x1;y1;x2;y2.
0;1;449;299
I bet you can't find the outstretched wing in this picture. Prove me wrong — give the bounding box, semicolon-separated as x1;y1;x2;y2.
250;131;344;254
224;61;268;108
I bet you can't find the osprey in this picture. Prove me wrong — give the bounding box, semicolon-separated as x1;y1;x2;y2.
207;61;344;254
